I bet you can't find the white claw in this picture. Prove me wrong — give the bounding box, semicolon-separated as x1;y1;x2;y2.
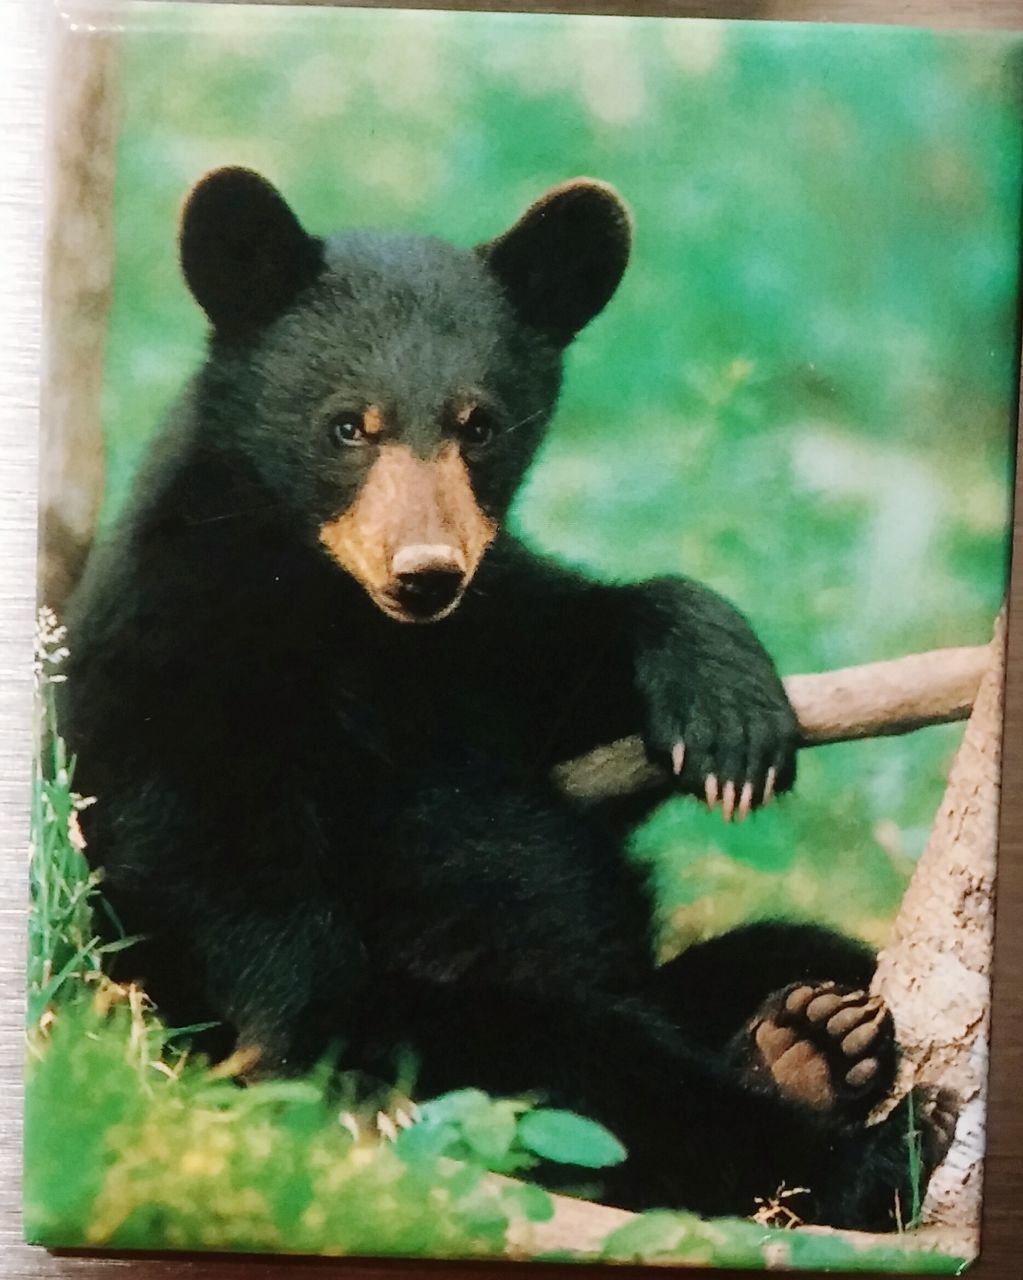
671;742;686;776
764;766;777;804
737;780;754;822
721;780;736;823
705;774;720;809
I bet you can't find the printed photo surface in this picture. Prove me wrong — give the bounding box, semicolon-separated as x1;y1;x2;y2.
28;1;1022;1267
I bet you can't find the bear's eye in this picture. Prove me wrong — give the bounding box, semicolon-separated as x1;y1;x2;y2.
459;407;497;450
329;411;368;448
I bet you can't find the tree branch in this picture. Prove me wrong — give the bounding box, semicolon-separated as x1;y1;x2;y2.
553;643;990;806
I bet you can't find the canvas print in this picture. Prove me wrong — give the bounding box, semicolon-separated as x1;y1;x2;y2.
27;0;1022;1268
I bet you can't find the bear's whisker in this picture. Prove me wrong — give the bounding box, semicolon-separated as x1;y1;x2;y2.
184;502;289;527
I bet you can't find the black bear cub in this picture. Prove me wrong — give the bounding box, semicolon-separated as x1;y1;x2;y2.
63;168;955;1230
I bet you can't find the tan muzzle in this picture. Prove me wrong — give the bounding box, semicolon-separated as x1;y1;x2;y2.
319;443;495;622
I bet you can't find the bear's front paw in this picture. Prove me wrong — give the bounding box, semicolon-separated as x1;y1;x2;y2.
742;981;898;1122
636;633;798;820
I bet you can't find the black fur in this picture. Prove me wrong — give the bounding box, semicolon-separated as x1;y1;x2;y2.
62;170;947;1231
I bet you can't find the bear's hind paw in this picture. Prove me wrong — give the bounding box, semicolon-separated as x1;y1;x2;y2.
744;981;897;1122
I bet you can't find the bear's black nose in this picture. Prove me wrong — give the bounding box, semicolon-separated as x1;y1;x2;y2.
393;566;464;618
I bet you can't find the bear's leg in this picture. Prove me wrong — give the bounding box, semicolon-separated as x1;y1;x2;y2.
646;921;958;1221
347;973;948;1229
650;920;898;1125
649;919;878;1050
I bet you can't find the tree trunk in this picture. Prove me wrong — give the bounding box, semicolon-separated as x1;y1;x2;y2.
872;610;1005;1253
37;16;117;612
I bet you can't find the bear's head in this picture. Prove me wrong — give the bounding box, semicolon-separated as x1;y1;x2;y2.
180;168;631;622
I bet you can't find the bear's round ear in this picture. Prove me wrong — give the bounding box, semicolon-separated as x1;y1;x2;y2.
179;167;325;335
477;179;631;347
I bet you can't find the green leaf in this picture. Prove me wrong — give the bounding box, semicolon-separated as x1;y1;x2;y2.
245;1080;323;1107
417;1088;490;1126
601;1211;697;1262
784;1230;967;1274
602;1212;774;1268
95;934;146;955
462;1100;519;1166
159;1020;221;1041
394;1118;461;1164
517;1109;626;1168
512;1181;555;1224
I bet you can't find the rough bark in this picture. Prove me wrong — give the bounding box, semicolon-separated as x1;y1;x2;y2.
37;18;117;612
554;643;988;806
872;611;1005;1252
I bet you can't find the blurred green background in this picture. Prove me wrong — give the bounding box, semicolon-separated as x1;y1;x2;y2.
103;3;1021;950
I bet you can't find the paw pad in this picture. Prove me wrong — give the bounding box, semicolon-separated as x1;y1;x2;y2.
749;981;896;1118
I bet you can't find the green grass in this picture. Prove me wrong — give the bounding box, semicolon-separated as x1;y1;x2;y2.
904;1091;926;1231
